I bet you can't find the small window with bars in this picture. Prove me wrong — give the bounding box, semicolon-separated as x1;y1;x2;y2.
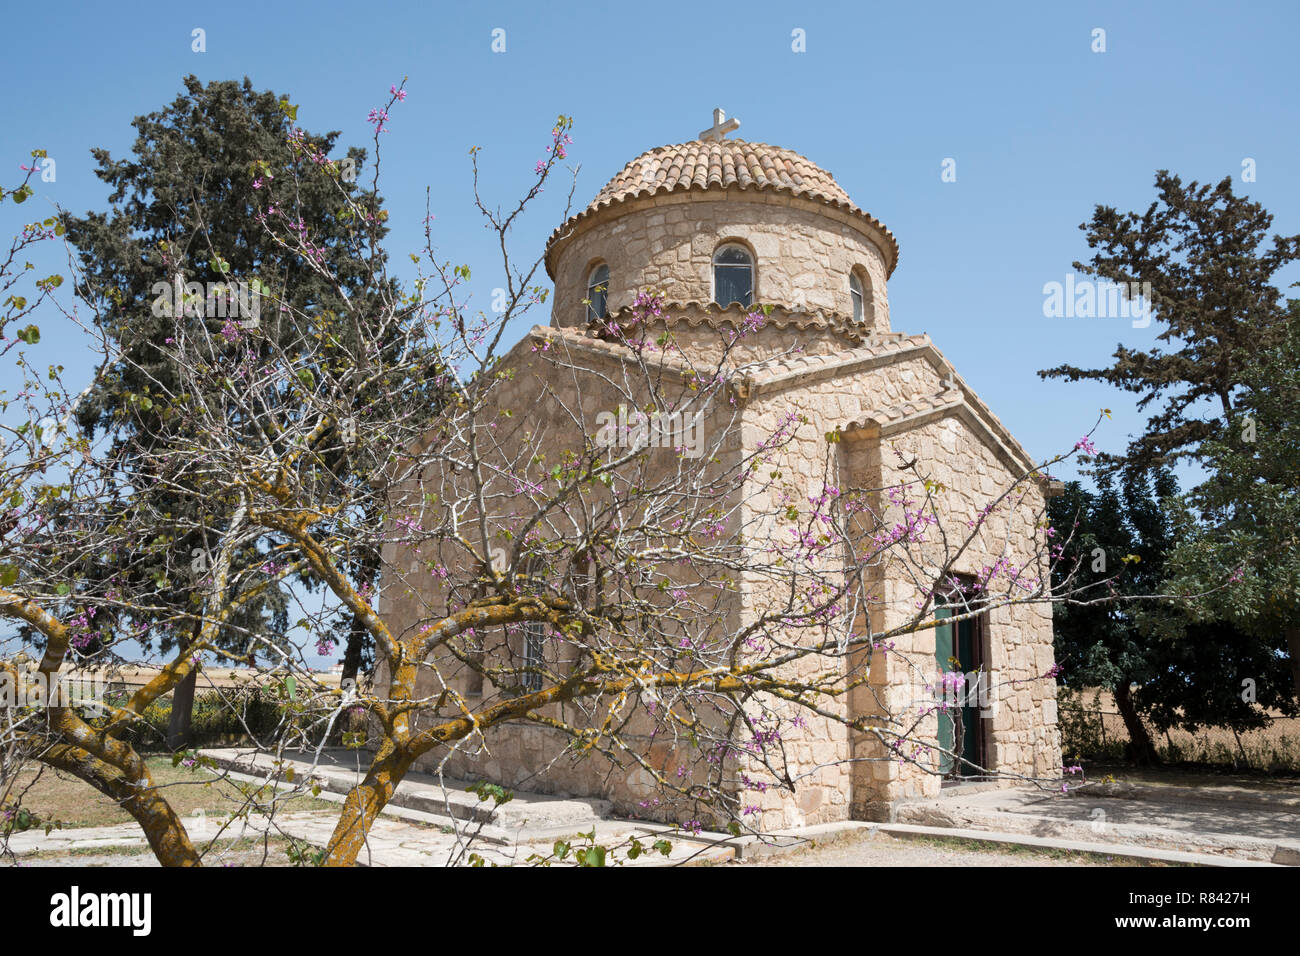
522;622;545;693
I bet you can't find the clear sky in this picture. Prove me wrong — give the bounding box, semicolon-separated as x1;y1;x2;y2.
3;0;1296;664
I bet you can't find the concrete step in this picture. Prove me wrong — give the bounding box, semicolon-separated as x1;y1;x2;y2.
895;789;1300;864
873;822;1281;867
200;747;611;842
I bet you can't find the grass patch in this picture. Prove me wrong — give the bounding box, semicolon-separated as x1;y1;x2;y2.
3;756;337;830
16;835;326;867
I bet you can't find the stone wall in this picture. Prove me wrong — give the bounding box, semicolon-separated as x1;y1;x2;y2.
735;347;1061;825
847;408;1061;813
376;328;751;822
548;190;892;343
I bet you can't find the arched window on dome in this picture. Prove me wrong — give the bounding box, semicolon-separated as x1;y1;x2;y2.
849;268;874;327
586;263;610;323
713;244;754;308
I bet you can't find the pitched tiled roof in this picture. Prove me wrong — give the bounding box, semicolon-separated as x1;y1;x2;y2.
841;387;965;434
545;140;899;277
514;325;1043;479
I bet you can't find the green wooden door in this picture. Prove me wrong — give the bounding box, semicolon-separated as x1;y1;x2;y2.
934;606;957;775
935;602;981;777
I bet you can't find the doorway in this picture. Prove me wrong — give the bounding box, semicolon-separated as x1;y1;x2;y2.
934;590;989;779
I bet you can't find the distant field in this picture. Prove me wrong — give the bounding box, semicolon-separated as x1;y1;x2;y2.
89;666;346;690
1065;687;1300;772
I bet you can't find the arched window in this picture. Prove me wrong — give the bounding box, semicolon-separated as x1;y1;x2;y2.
713;244;754;307
586;263;609;323
849;269;874;327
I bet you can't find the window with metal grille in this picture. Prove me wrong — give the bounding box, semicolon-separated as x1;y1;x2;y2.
712;244;753;307
522;622;545;692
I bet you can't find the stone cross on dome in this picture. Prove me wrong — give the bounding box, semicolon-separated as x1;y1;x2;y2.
699;107;740;142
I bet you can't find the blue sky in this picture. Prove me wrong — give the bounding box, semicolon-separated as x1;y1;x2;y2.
3;0;1296;663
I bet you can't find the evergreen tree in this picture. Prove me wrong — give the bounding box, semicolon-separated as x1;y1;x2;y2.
61;76;393;697
1040;171;1300;477
1049;469;1292;764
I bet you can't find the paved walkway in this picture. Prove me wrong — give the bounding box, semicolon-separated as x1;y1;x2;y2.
6;808;731;867
896;781;1300;864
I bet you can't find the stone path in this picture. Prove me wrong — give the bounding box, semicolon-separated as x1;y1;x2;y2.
6;747;734;866
201;747;617;840
731;826;1108;867
5;808;731;867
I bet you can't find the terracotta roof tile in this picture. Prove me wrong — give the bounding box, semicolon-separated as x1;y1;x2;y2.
545;139;900;279
588;140;854;209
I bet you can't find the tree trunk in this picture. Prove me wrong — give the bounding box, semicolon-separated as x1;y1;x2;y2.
338;543;378;742
1114;681;1160;765
166;667;198;750
322;739;413;867
43;742;202;866
341;620;366;689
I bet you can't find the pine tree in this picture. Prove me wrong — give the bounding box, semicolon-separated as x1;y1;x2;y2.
1039;171;1300;477
61;76;395;726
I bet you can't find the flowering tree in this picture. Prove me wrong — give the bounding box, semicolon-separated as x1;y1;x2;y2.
1;95;1177;867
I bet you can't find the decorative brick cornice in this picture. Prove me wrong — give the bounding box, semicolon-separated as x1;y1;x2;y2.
838;385;1041;481
589;300;875;343
841;387;966;439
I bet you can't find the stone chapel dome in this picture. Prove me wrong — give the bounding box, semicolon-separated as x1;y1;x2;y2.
544;120;900;357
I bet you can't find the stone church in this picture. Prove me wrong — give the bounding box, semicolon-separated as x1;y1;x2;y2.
378;111;1062;829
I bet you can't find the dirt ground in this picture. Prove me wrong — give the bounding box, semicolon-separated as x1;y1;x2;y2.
19;829;1133;867
729;828;1153;867
14;837;312;867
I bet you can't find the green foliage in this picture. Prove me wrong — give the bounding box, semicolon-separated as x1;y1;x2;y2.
1160;300;1300;701
285;840;327;866
112;688;289;750
575;844;606;867
1048;469;1292;754
1056;687;1123;761
467;780;514;807
1049;469;1178;691
1043;169;1300;752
